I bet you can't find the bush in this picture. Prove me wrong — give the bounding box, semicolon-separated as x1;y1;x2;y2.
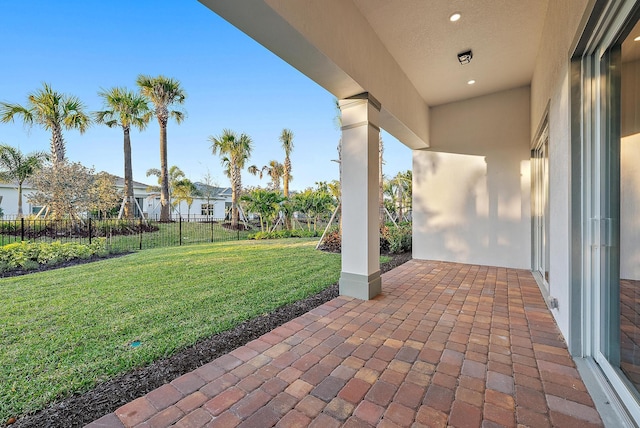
248;229;321;240
0;239;108;272
319;224;412;254
382;224;412;254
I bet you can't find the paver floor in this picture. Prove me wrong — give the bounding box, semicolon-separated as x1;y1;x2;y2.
88;260;604;427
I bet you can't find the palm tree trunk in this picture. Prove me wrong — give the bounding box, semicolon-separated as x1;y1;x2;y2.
230;163;240;228
397;184;403;222
17;182;23;218
283;160;290;229
50;125;66;166
159;123;170;221
123;127;135;219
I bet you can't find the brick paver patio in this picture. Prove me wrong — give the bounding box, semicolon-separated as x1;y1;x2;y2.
88;260;604;427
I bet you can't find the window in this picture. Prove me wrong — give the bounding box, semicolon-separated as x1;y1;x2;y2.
201;203;215;216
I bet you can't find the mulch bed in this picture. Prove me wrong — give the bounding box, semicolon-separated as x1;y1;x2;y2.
0;253;130;279
8;252;412;428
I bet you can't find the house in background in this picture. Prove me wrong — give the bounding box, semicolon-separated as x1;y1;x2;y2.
200;0;640;424
146;183;233;221
0;176;154;218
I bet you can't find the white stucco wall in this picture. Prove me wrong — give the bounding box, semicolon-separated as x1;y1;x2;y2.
529;0;590;337
413;86;531;269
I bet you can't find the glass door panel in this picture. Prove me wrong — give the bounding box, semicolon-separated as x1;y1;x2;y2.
618;17;640;392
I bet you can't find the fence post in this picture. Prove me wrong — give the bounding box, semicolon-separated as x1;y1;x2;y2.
211;220;214;243
21;218;25;242
89;218;92;245
179;216;182;246
237;226;240;241
139;218;143;250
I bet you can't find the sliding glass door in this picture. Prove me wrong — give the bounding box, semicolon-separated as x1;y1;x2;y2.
588;3;640;419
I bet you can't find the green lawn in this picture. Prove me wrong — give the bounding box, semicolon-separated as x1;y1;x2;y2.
0;239;340;421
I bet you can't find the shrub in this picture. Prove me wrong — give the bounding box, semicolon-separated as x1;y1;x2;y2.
0;239;108;272
382;224;412;254
319;224;412;254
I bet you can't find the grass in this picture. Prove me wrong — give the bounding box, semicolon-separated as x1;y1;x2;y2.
0;239;340;421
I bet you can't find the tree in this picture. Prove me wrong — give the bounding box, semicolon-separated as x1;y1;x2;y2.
264;160;285;191
136;75;186;221
172;178;198;218
241;189;283;232
293;186;334;231
28;161;96;219
95;87;151;218
209;129;253;229
146;165;187;215
280;128;294;197
0;83;91;166
384;170;412;222
90;172;123;219
0;144;47;217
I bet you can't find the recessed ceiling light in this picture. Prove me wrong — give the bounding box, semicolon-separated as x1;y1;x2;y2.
450;13;461;22
635;36;640;42
467;80;476;85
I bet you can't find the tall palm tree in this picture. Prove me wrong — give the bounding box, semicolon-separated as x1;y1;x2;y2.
280;128;294;229
0;144;47;217
0;83;91;166
280;129;294;196
209;129;253;229
94;87;151;218
136;75;186;221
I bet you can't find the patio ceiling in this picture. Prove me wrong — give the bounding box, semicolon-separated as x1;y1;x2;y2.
199;0;549;149
351;0;549;107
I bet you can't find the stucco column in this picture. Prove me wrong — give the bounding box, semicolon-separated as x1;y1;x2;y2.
339;93;381;300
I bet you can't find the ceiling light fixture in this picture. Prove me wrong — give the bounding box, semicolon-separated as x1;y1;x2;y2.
449;13;461;22
467;80;476;85
635;35;640;42
457;50;473;65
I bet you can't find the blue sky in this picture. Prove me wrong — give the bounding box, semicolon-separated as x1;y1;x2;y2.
0;0;411;191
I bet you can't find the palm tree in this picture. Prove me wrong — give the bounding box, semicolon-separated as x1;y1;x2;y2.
0;144;47;217
264;160;285;191
146;165;187;216
0;83;91;166
209;129;253;229
280;128;294;229
172;178;198;219
280;129;294;196
136;75;186;221
95;87;151;218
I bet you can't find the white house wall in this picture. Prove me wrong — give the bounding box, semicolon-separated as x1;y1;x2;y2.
413;86;531;269
529;0;590;338
0;187;27;216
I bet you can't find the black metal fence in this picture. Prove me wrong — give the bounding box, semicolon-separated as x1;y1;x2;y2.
0;217;252;252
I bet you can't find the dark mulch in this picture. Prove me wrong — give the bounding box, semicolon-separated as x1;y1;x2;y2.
0;253;130;279
8;252;412;428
